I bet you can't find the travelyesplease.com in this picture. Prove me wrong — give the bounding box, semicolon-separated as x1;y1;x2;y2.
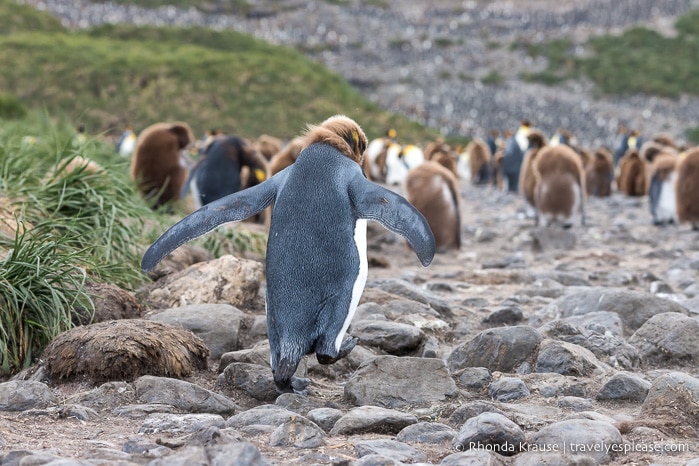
453;441;690;455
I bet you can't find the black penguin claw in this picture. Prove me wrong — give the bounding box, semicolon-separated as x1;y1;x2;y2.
291;376;311;394
338;336;359;358
316;336;359;365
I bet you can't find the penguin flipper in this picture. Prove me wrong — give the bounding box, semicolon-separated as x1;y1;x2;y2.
348;174;436;266
141;173;284;272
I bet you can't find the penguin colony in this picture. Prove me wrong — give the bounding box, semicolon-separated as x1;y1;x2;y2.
122;116;698;232
121;113;699;395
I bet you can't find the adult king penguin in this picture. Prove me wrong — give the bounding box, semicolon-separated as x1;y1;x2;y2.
141;115;436;394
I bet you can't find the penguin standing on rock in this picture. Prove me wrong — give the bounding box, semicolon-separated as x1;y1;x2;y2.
141;115;436;394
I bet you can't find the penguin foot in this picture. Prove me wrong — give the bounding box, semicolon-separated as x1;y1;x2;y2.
316;336;359;365
273;356;301;394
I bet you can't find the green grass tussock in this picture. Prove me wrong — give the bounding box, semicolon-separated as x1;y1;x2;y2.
0;112;269;375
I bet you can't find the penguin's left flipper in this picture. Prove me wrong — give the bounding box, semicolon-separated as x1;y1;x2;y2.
349;174;436;266
141;171;287;273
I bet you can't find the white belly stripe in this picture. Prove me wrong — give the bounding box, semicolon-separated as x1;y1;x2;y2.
335;219;368;352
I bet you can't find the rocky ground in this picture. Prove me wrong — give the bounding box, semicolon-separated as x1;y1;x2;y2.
2;176;699;465
16;0;699;147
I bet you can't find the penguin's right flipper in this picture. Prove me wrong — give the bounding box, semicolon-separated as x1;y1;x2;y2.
348;174;436;266
142;172;286;272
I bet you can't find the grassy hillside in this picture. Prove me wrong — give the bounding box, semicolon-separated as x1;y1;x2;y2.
0;0;434;141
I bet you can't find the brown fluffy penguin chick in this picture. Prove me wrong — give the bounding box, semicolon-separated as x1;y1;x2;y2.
651;132;678;150
465;137;492;185
518;129;548;206
616;149;648;196
585;148;614;197
254;134;283;161
532;144;586;228
300;115;368;166
430;148;459;178
130;121;194;208
641;140;678;164
405;161;461;251
675;147;699;230
269;137;305;176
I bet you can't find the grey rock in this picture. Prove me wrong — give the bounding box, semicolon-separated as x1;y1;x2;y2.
366;278;451;316
457;367;492;389
462;297;490;308
349;319;425;355
418;335;441;358
344;355;457;407
596;372;651;402
535;339;609;376
354;439;426;463
0;380;55;411
123;435;172;457
219;341;272;370
185;426;243;446
274;392;319;414
529;419;623;463
144;254;263;310
382;299;441;318
448;401;507;427
329;405;418;435
649;280;673;295
353;454;406;466
440;450;508;465
148;303;245;359
641;371;699;427
145;445;208;466
482;306;523;325
216;362;278;402
524;372;592;398
629;312;699;364
139;413;225;434
447;326;543;373
113;403;178;419
207;442;271;466
541;320;640;370
557;396;593;411
548;311;625;336
269;416;325;448
307;344;375;379
552;287;689;334
534;271;591;287
226;405;300;428
530;227;576;251
135;375;238;415
513;451;596;465
396;422;456;444
73;381;135;412
452;412;525;456
306;407;343;433
489;377;530;402
82;446;135;462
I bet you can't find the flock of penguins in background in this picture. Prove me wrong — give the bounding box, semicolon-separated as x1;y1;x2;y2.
114;117;699;253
